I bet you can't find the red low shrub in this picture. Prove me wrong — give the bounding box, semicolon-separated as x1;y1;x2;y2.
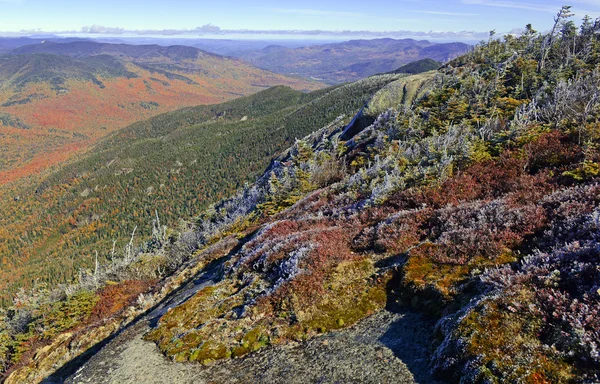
89;279;154;323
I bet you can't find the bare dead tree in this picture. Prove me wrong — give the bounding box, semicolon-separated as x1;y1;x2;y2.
539;6;574;72
540;70;600;142
94;251;99;277
125;225;137;263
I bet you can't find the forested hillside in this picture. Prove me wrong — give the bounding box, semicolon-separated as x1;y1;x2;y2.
0;74;402;306
2;7;600;384
0;42;320;184
387;58;441;74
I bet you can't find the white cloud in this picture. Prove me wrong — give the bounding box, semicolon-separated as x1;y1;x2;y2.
81;25;125;34
194;24;221;33
0;24;490;42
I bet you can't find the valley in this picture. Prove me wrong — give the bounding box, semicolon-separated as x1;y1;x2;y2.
0;42;321;184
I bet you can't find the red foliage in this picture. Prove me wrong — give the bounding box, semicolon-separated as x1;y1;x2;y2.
357;133;584;270
89;279;154;324
524;131;582;174
353;209;431;254
0;68;319;186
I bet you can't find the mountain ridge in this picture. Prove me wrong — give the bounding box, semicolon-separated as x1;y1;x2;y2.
236;37;470;83
11;41;222;61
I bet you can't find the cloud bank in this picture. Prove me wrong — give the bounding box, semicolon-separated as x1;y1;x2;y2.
2;24;492;41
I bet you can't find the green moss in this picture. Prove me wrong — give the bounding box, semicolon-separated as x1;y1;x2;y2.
244;327;269;351
230;327;269;358
145;281;249;361
402;247;518;304
403;253;470;298
304;284;386;332
302;259;388;333
189;341;230;364
173;352;188;363
148;259;389;365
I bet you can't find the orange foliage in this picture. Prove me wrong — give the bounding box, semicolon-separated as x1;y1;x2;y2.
0;65;321;186
89;279;155;323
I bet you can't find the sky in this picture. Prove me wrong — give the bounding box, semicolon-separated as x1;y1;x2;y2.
1;0;600;41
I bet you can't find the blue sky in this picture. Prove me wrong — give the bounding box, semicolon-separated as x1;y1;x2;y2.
1;0;600;40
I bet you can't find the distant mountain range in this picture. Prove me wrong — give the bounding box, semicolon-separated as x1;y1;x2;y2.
0;37;46;52
2;37;471;85
0;41;320;184
236;38;470;83
0;37;91;52
11;40;227;60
